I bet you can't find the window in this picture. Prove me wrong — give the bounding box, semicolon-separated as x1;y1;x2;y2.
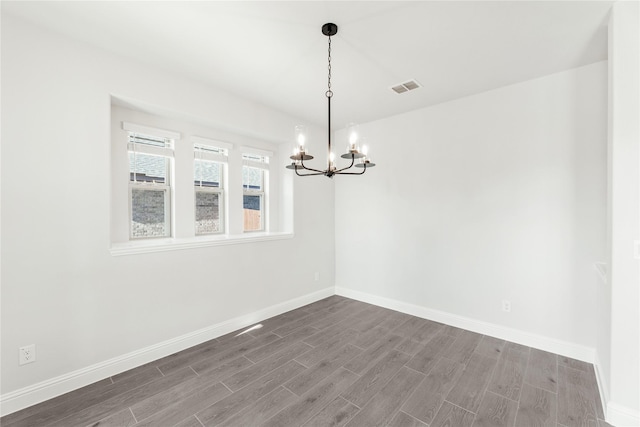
111;103;292;254
128;132;174;239
194;143;227;235
242;152;269;232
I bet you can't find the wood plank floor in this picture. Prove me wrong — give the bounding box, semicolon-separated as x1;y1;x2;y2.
1;296;611;427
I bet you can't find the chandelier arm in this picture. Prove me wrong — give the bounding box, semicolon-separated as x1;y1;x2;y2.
295;168;326;177
335;169;367;175
298;156;325;174
336;165;367;175
334;155;356;173
299;165;326;174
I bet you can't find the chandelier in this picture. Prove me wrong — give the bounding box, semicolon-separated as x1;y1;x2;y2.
286;23;375;178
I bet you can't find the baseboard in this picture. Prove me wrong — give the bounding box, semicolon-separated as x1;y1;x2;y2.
0;287;334;417
607;403;640;427
594;355;639;427
335;286;596;363
594;351;610;421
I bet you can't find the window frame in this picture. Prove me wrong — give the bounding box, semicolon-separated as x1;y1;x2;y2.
193;141;228;236
127;128;175;240
242;151;270;233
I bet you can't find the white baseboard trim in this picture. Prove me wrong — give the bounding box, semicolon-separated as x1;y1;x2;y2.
335;287;596;363
607;403;640;427
594;356;640;427
594;351;610;422
0;287;334;417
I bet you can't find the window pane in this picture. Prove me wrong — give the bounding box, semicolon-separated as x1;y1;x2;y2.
195;191;221;234
194;159;221;187
242;166;263;191
129;152;168;183
243;194;262;231
131;188;168;238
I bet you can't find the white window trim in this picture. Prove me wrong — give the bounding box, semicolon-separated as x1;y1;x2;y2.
110;232;294;256
127;127;175;240
194;139;227;235
242;157;267;232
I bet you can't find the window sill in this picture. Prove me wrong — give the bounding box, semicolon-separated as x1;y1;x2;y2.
110;232;294;256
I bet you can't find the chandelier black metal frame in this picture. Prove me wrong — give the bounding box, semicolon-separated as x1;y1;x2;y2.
286;23;375;178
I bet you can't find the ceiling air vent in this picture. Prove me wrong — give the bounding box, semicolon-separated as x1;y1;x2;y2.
391;79;421;94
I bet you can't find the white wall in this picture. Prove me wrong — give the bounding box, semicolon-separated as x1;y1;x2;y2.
0;12;335;403
4;5;637;423
605;2;640;425
336;62;607;354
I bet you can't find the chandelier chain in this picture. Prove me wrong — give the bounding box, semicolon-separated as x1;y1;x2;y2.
326;36;333;98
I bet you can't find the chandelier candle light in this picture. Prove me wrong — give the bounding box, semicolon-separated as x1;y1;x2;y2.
286;23;376;177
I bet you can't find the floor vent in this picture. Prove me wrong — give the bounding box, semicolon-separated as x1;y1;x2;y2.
391;79;421;94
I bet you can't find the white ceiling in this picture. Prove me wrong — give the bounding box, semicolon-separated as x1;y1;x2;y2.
3;1;613;128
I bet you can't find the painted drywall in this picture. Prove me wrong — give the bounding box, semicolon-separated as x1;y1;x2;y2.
336;61;607;352
0;13;335;397
605;1;640;424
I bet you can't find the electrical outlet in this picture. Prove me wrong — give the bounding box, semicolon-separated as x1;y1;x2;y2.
314;272;320;282
19;344;36;365
502;300;511;313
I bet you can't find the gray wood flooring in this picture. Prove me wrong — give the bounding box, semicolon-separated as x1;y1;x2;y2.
1;296;611;427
